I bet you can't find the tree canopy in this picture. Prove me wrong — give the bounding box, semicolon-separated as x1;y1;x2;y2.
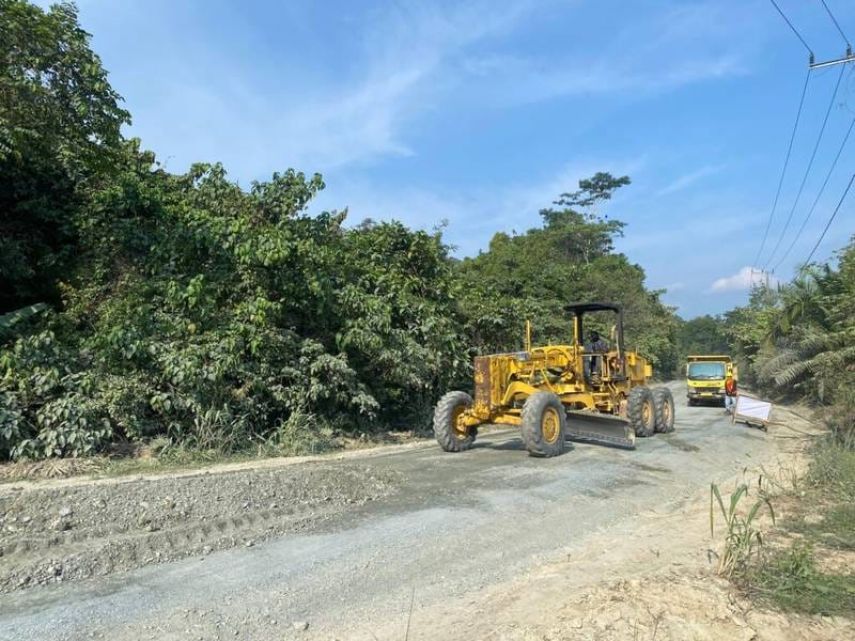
1;0;130;313
456;174;679;372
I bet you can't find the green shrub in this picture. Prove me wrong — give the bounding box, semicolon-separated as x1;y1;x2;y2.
0;330;113;459
0;158;470;460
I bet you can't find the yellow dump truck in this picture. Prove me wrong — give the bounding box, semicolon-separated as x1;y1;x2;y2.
685;355;736;406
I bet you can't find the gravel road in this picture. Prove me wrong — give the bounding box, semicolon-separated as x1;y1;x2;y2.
0;382;776;641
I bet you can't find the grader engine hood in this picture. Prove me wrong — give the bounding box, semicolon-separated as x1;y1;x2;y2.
473;352;530;412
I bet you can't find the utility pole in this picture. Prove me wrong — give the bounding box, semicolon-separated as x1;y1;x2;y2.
809;46;854;70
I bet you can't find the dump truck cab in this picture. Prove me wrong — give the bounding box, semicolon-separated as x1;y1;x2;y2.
685;355;736;406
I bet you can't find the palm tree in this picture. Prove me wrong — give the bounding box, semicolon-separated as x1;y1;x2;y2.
758;260;854;403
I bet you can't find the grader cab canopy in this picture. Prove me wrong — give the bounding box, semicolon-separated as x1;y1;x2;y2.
565;302;628;378
433;302;675;457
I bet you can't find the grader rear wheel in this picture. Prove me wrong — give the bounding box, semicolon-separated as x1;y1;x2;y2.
628;386;656;437
433;391;476;452
652;387;675;433
521;391;567;457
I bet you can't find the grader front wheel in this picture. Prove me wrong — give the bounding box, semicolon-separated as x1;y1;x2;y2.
433;391;477;452
628;386;656;437
521;391;567;457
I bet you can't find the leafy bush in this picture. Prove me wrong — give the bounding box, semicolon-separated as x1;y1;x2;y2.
0;329;112;458
0;152;472;459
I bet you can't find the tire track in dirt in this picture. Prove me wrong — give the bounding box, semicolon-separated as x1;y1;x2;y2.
0;463;398;592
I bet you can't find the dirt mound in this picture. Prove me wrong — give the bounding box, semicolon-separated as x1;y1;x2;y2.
0;462;397;593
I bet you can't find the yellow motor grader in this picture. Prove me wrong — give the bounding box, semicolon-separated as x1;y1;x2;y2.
433;303;675;456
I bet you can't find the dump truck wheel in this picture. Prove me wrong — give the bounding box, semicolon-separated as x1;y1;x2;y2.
521;391;566;457
433;391;476;452
652;387;675;433
628;386;656;437
687;398;697;407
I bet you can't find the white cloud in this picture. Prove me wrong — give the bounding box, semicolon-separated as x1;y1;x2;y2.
456;52;744;109
453;2;749;109
262;0;750;175
710;267;778;292
71;0;753;179
274;0;542;170
656;165;725;196
62;0;548;179
617;210;753;253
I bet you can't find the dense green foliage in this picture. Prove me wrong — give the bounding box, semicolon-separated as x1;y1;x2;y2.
0;0;130;312
676;315;730;360
0;1;678;460
746;243;853;406
735;252;855;411
0;143;469;459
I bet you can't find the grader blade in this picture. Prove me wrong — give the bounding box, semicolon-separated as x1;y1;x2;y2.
565;410;636;449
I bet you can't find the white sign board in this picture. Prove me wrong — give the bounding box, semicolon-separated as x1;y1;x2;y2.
733;394;772;425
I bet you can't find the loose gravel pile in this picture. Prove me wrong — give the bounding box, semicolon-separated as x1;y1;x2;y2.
0;462;397;593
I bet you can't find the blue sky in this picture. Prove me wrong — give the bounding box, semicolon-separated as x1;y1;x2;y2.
43;0;855;318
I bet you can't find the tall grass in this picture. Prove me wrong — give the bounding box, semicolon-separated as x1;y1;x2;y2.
821;396;855;449
709;480;775;578
807;438;855;499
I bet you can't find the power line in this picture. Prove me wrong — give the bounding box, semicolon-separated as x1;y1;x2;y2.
769;0;814;58
820;0;851;49
764;64;846;270
803;173;854;264
772;116;855;271
753;68;812;268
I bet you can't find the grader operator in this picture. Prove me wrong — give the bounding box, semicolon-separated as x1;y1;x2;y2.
433;303;675;457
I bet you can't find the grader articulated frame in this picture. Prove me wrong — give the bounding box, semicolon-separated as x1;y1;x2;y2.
433;303;675;457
